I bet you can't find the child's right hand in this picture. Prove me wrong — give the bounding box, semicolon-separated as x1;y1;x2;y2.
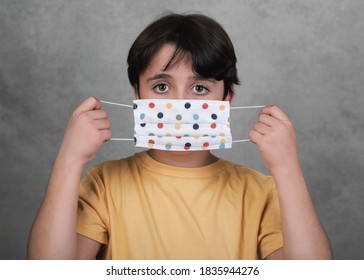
58;96;112;165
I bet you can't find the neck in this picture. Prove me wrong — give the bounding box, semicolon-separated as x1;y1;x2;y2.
147;149;218;168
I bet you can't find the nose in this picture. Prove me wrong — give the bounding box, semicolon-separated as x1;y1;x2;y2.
174;85;188;100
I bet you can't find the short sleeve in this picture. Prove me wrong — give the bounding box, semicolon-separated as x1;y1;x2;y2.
257;180;283;259
77;168;109;245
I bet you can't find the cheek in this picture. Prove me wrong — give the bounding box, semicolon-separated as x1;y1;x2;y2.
209;83;225;100
137;84;152;99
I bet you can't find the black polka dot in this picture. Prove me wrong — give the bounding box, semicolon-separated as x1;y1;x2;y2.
140;123;146;127
157;112;164;119
134;137;137;144
193;124;199;130
185;143;191;147
211;113;217;120
133;103;138;110
184;102;191;109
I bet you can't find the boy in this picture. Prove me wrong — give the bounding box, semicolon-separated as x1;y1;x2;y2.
28;13;332;259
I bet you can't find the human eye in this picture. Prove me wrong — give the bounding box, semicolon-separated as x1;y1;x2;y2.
193;84;210;95
152;83;169;94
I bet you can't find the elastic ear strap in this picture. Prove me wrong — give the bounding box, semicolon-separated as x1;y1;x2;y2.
109;138;134;141
100;100;133;108
101;100;133;141
233;139;250;143
230;105;264;143
231;105;265;109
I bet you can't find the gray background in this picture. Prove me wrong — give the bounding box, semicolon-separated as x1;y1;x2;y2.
1;0;363;259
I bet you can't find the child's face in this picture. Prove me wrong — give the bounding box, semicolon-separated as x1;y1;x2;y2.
137;44;232;102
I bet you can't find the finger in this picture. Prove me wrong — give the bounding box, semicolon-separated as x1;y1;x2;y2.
259;105;289;121
74;96;101;114
253;122;271;136
94;119;111;130
258;113;280;127
100;129;112;141
87;109;108;120
248;130;262;144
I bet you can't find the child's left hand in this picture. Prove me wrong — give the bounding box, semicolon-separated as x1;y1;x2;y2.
249;105;300;175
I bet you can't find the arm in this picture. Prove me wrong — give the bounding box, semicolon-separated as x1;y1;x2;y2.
249;105;332;259
27;96;111;259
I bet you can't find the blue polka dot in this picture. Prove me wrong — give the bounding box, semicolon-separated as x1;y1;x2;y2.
165;143;172;150
219;143;225;149
193;114;199;120
140;113;145;120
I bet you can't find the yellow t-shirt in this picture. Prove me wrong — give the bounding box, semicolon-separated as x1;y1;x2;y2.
77;151;282;259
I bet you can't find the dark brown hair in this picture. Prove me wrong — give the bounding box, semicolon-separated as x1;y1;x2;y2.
127;13;240;97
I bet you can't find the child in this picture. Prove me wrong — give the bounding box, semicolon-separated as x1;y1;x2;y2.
28;13;332;259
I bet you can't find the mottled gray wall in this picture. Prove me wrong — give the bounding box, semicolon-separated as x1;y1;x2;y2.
1;0;363;259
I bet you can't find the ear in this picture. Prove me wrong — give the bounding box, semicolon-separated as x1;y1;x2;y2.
224;89;235;103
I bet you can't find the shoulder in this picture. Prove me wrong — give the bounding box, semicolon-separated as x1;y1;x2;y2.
86;153;138;177
224;160;273;183
81;153;140;192
222;160;275;193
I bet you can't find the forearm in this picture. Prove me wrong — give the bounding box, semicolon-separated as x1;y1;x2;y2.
27;152;85;259
271;163;333;259
272;164;332;259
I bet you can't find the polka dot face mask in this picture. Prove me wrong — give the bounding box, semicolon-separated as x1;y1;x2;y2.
133;99;232;151
101;99;264;151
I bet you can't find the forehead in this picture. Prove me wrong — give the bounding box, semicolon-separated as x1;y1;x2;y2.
145;44;192;74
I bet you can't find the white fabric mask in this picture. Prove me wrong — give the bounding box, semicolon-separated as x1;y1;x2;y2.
133;99;232;151
101;99;264;151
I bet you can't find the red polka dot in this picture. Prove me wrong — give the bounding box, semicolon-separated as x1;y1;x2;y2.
202;103;208;109
211;123;217;129
176;136;182;139
148;140;155;144
203;142;209;147
157;123;163;129
149;102;155;108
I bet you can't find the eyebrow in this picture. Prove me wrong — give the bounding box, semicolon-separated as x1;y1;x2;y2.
147;73;171;82
147;73;217;83
191;75;217;83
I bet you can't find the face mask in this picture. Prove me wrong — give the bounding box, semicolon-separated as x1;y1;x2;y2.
101;99;264;151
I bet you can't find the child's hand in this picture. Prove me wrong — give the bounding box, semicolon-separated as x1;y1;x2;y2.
249;105;299;175
58;96;112;165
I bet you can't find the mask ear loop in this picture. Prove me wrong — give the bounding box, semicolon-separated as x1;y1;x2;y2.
100;100;134;141
100;100;133;108
230;105;265;143
231;105;265;110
